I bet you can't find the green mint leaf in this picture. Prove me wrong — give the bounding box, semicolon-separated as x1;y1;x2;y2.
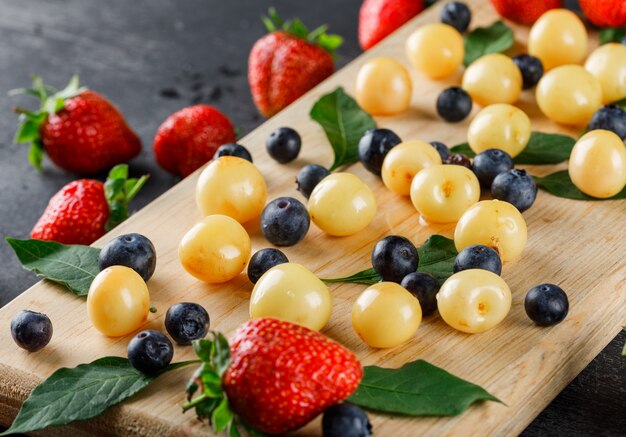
322;268;381;285
348;359;501;416
599;28;626;45
310;87;376;171
463;21;514;66
534;171;626;200
6;238;101;296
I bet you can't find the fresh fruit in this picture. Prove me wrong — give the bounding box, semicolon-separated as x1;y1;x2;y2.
179;215;251;283
568;130;626;198
127;330;174;375
462;54;523;106
454;199;527;262
250;263;332;331
437;269;511;334
453;245;502;275
358;0;425;50
358;128;402;176
579;0;626;27
261;197;310;246
247;248;289;284
410;164;480;223
443;153;472;169
406;23;464;79
491;169;538;212
512;54;544;89
584;43;626;104
381;140;442;195
524;284;569;326
440;2;472;33
30;165;147;245
536;65;602;126
266;127;302;163
195;156;267;223
430;141;451;160
489;0;563;24
467;104;531;158
436;87;473;122
322;404;372;437
352;282;422;348
215;143;253;162
472;148;514;188
164;302;210;345
98;233;156;282
400;272;440;316
249;9;341;117
308;172;377;236
371;235;419;283
296;164;331;198
355;57;412;115
87;266;150;337
10;310;53;352
12;76;140;173
528;9;588;71
153;105;236;177
587;105;626;140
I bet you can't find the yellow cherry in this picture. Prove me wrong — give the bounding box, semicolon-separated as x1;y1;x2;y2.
467;104;531;158
356;57;412;115
584;43;626;104
405;23;464;79
462;53;522;106
381;141;442;196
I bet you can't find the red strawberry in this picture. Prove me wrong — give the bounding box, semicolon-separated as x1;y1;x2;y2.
31;165;148;245
249;8;342;118
579;0;626;27
489;0;563;24
152;105;236;177
12;76;141;174
359;0;425;50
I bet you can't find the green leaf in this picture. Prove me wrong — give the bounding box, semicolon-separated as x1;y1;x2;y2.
212;398;234;433
463;21;514;66
534;171;626;200
15;119;42;143
322;268;381;285
348;359;501;416
310;87;376;171
28;141;44;172
613;98;626;111
104;165;149;232
622;327;626;357
6;238;101;296
599;28;626;45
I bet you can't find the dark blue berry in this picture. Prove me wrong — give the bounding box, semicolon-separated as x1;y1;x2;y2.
429;141;450;160
491;169;537;212
443;153;472;169
401;272;439;316
165;303;210;345
266;127;301;163
454;245;502;275
437;87;473;122
512;54;544;89
472;148;514;188
99;233;157;282
371;236;418;283
524;284;568;326
358;128;402;176
440;2;471;33
587;105;626;140
127;330;174;375
322;404;372;437
215;143;253;162
261;197;310;246
296;164;330;198
622;35;626;45
11;310;53;352
248;248;289;284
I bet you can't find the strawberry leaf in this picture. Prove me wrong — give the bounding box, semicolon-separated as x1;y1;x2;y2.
463;21;514;66
104;164;149;232
28;141;44;171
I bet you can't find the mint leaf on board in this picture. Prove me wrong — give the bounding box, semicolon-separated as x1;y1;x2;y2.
322;268;381;285
6;238;101;296
599;28;626;45
310;87;376;171
613;98;626;111
348;359;502;416
463;21;514;66
534;171;626;200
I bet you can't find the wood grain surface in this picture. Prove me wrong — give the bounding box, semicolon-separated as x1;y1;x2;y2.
1;1;624;435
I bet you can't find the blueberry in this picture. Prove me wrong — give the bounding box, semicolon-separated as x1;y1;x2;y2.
266;127;301;163
261;197;310;246
248;248;289;283
622;35;626;45
453;245;502;275
11;310;53;352
296;164;330;198
512;54;544;89
371;236;419;283
587;105;626;140
524;284;568;326
165;303;210;345
358;128;402;176
215;143;253;162
491;169;537;212
443;153;472;169
400;272;439;316
437;87;473;123
127;330;174;375
429;141;451;160
99;233;156;282
440;1;471;33
322;404;372;437
472;148;514;188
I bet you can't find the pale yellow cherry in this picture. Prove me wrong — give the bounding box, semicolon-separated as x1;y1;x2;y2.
381;141;442;195
569;130;626;199
584;43;626;104
461;53;522;106
405;23;464;79
467;104;531;158
355;57;412;115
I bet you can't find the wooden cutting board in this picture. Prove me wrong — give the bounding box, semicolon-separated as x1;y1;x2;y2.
1;1;624;435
